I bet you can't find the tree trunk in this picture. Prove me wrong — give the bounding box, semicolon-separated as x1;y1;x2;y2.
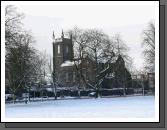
40;85;43;101
78;90;80;98
124;70;126;96
142;83;145;96
95;89;99;99
54;83;57;100
28;86;30;101
124;87;126;96
13;93;16;104
34;91;35;100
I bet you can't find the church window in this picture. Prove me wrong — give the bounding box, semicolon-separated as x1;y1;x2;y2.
58;45;60;54
66;46;69;53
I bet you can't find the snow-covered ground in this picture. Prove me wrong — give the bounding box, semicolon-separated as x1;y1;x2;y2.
5;96;155;118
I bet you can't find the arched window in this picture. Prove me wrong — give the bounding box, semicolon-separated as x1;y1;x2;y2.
58;45;60;54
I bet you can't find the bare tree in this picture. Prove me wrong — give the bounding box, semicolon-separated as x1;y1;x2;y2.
5;5;40;103
68;27;90;90
34;52;48;101
72;29;115;98
5;5;24;49
68;28;132;98
113;33;132;69
142;21;155;72
47;56;59;98
6;32;36;103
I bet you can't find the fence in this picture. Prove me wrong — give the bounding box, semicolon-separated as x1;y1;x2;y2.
6;87;152;104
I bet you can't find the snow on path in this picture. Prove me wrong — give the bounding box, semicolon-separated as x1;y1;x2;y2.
5;96;155;118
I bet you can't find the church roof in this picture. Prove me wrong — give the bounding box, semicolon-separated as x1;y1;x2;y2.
61;60;75;67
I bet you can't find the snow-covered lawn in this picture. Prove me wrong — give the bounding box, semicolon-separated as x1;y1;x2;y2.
5;96;155;118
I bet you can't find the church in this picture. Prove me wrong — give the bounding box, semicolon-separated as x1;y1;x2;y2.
52;31;132;90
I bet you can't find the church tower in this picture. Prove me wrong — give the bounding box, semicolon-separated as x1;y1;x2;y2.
52;30;74;81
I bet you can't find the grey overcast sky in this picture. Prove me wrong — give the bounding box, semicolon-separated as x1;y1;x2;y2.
14;1;158;71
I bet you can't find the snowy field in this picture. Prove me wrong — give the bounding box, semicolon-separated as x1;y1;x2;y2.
5;96;155;119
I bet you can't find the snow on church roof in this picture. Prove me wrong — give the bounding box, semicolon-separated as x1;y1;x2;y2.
61;60;75;67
